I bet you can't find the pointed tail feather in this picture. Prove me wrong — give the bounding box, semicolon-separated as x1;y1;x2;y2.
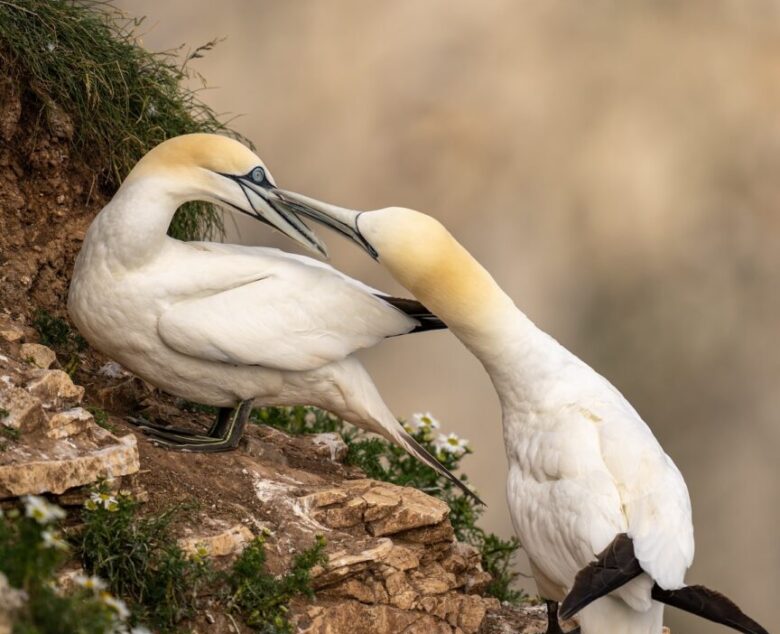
652;585;769;634
560;534;768;634
379;296;447;333
559;533;643;620
398;429;485;506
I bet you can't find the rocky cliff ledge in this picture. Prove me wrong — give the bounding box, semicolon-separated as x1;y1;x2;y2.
0;317;568;633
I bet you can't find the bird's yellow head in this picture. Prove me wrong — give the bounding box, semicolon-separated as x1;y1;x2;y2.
123;134;327;255
274;191;510;327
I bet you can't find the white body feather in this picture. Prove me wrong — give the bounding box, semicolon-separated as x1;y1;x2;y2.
490;316;693;631
354;207;696;634
68;166;421;451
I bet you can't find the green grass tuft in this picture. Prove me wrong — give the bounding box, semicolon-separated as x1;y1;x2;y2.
0;0;248;240
32;308;85;375
77;488;211;631
226;533;327;633
85;406;114;432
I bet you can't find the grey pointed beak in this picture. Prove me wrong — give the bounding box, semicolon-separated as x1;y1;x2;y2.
219;173;329;258
273;189;378;259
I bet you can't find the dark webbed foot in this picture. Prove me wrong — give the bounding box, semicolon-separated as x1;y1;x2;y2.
126;416;202;437
134;401;253;453
545;600;579;634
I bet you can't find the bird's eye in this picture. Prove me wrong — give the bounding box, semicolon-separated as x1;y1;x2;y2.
250;167;265;184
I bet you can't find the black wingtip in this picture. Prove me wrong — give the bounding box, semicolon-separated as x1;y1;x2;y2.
652;585;769;634
401;430;486;506
559;533;643;620
379;296;448;333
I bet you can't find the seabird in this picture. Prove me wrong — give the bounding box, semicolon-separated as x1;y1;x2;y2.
67;134;479;503
275;193;768;634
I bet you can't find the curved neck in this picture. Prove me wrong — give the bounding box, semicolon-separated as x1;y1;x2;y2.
399;234;542;372
93;175;184;268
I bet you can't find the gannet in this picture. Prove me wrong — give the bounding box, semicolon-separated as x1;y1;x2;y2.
67;134;479;502
275;192;768;634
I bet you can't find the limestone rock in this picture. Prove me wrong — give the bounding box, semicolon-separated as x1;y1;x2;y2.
298;600;455;634
306;479;450;537
25;369;84;407
19;343;56;369
178;522;254;558
43;407;93;439
0;386;44;432
368;486;449;536
280;477;498;633
0;319;25;344
0;429;139;497
311;432;349;462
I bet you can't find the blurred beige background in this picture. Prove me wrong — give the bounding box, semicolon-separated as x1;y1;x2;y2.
118;2;779;630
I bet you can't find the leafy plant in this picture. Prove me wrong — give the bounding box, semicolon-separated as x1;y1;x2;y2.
225;533;327;633
31;309;85;375
256;406;527;604
85;406;114;432
75;485;325;632
0;0;246;240
76;488;211;631
0;497;135;633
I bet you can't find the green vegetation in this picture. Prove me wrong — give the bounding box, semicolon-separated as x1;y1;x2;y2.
226;534;327;633
76;486;325;633
0;497;127;634
32;309;86;375
255;406;527;604
85;406;114;432
0;426;20;441
0;0;245;240
77;490;210;631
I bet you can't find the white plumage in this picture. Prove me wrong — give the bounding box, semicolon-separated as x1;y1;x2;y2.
67;134;476;500
275;196;701;634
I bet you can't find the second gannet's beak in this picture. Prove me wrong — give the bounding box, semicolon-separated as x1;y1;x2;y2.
273;189;379;259
218;170;329;258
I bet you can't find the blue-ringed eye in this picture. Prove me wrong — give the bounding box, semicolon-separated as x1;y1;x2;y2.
250;167;265;184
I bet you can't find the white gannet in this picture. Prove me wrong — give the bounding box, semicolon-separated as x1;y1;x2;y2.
67;134;480;502
275;192;768;634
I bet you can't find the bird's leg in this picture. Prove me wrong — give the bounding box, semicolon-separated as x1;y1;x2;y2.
206;407;237;438
545;601;580;634
139;401;253;452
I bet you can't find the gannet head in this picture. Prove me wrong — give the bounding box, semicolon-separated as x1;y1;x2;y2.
273;191;460;292
125;134;327;256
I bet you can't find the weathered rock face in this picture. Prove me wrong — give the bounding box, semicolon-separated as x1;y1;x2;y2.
0;319;140;498
295;480;498;634
0;316;567;633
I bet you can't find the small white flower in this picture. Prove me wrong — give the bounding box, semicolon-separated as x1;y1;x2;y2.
434;432;469;456
88;491;119;511
46;42;55;53
74;574;107;592
23;496;66;525
304;411;316;425
41;529;69;551
147;102;158;118
409;412;440;432
101;593;130;620
129;627;153;634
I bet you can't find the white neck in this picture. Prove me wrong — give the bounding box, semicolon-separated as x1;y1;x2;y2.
91;175;186;268
393;232;557;407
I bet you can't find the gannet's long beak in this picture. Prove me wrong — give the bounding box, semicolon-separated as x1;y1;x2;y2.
274;189;378;259
219;174;329;258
